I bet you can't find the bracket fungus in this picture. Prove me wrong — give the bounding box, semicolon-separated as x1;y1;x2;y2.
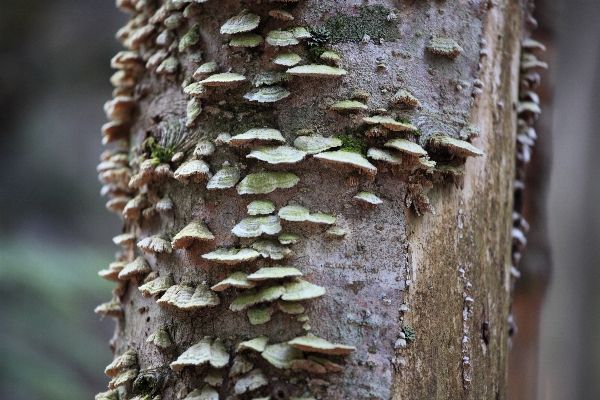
211;272;257;291
229;128;286;146
170;338;229;371
293;135;342;154
266;30;300;46
244;86;291;103
137;234;173;254
248;305;275;325
172;221;215;249
362;115;417;132
234;369;269;394
278;232;301;244
230;355;254;377
200;73;246;87
220;11;260;35
277;300;305;314
112;232;136;247
139;275;174;297
313;151;377;177
320;50;341;64
236;171;299;195
288;334;356;355
174;159;212;183
193;62;219;78
278;204;336;224
118;256;152;281
105;350;137;377
99;261;128;282
426;37;464;59
206;164;241;189
146;327;173;350
330;100;368;112
183;82;210;97
261;343;303;369
354;192;383;205
367;147;402;165
109;368;138;390
286;64;347;77
384;138;428;157
247;146;306;164
237;336;269;353
273;52;302;67
247;199;276;215
157;283;220;309
391;89;421;108
229;33;263;48
281;279;325;301
251;239;293;260
94;300;123;318
185;386;219;400
247;266;303;281
231;215;282;238
193;140;216;158
230;285;286;311
123;194;150;219
179;24;200;52
201;248;260;264
269;9;294;21
428;135;484;157
325;226;348;238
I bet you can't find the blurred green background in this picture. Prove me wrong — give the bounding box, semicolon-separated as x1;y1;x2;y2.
0;0;599;399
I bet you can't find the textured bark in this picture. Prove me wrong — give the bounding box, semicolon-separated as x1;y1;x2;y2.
96;1;531;399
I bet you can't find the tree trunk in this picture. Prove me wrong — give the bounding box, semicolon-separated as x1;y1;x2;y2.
95;0;536;399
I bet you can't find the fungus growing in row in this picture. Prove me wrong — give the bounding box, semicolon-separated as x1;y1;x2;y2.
247;266;303;281
252;72;290;87
261;343;303;369
291;26;311;39
362;115;417;132
183;82;210;97
520;53;548;71
286;64;347;77
237;336;269;353
247;146;306;164
248;305;275;325
293;135;342;154
277;300;305;314
118;256;152;281
111;50;143;70
288;334;356;355
229;33;263;47
266;30;300;46
278;204;336;224
354;192;383;205
185;386;219;400
231;215;282;238
517;101;542;115
193;61;219;78
428;135;484;157
269;9;294;21
106;197;131;214
330;100;368;112
282;279;325;301
98;261;127;282
109;368;138;390
157;283;220;309
247;199;276;215
391;89;421;108
156;56;179;75
314;151;377;178
244;86;291;103
251;240;293;260
220;11;260;35
104;96;136;122
171;221;215;249
229;354;253;377
94;300;123;318
200;73;246;86
146;326;173;350
273;52;302;67
325;226;348;238
206;164;241;189
290;358;327;374
193;140;216;157
522;38;546;52
211;272;257;291
384;138;428;157
174;159;211;183
170;337;229;371
105;350;137;377
179;24;200;52
229;128;286;146
155;195;174;213
236;171;300;195
202;248;261;264
230;285;286;311
320;50;341;64
367;147;402;165
112;232;136;247
101;121;131;144
426;37;464;59
278;232;301;244
137;233;173;254
234;369;269;394
139;275;174;297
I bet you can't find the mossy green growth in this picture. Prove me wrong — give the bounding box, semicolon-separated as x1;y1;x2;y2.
334;133;368;155
403;325;416;342
142;137;174;164
324;5;400;43
133;375;156;396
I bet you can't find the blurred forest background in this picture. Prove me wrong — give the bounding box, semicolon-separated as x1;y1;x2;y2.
0;0;598;399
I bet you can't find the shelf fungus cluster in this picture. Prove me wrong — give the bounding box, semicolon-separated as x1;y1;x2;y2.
95;0;495;398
